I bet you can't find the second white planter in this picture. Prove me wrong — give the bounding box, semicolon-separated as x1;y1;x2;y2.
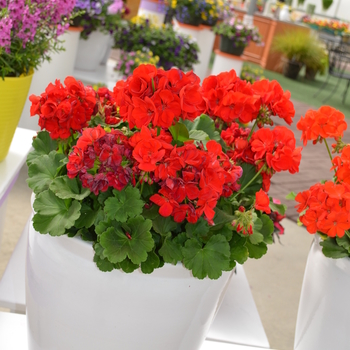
294;235;350;350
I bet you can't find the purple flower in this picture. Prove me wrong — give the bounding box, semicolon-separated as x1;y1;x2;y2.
107;0;123;14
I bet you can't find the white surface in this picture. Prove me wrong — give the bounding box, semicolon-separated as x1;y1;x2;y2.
0;312;27;350
294;235;350;350
0;128;36;201
74;31;111;71
18;30;81;131
26;223;234;350
211;53;244;77
0;217;30;312
73;59;123;90
208;264;270;348
174;21;215;82
0;311;270;350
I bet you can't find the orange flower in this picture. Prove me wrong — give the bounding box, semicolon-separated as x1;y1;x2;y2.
297;106;347;145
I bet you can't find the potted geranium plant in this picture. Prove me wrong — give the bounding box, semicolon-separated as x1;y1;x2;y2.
26;65;300;349
213;16;262;56
114;16;199;71
291;106;350;350
73;0;127;70
0;0;75;161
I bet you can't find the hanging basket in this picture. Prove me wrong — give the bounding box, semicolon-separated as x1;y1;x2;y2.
26;219;234;350
219;36;245;56
0;71;33;161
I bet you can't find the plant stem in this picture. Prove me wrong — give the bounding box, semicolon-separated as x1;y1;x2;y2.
324;138;336;175
247;120;258;142
232;165;264;199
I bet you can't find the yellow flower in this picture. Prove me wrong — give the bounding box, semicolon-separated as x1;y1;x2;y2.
171;0;177;8
148;51;153;56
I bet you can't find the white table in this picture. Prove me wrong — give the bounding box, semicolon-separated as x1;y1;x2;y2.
0;128;35;313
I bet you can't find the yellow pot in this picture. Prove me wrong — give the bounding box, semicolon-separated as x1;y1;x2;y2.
0;71;34;161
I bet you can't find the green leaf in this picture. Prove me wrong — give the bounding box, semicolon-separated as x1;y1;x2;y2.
189;130;210;142
75;203;100;229
159;238;184;264
93;252;116;272
213;207;235;227
238;163;262;195
245;240;268;259
49;176;91;200
249;230;264;244
169;123;190;142
336;235;350;252
209;224;233;242
286;192;297;200
183;114;221;142
185;218;210;239
32;190;81;236
152;216;178;235
100;216;154;265
27;151;66;194
259;214;274;244
269;202;287;215
119;258;139;273
104;186;144;223
320;237;349;258
26;131;57;166
141;251;160;274
182;235;230;280
142;204;159;220
229;233;249;264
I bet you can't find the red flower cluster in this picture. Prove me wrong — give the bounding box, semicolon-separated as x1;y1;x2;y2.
150;139;242;224
222;124;302;191
29;77;97;139
67;126;133;194
332;145;350;184
296;181;350;238
112;65;206;129
201;71;295;126
295;106;350;239
297;106;347;146
67;123;243;224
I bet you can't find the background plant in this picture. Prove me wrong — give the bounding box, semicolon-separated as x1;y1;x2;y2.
272;30;319;64
73;0;127;39
115;49;159;78
114;16;199;71
0;0;75;78
213;16;262;48
240;64;265;83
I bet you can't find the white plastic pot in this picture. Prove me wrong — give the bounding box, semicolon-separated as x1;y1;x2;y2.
26;222;234;350
294;235;350;350
74;31;111;71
